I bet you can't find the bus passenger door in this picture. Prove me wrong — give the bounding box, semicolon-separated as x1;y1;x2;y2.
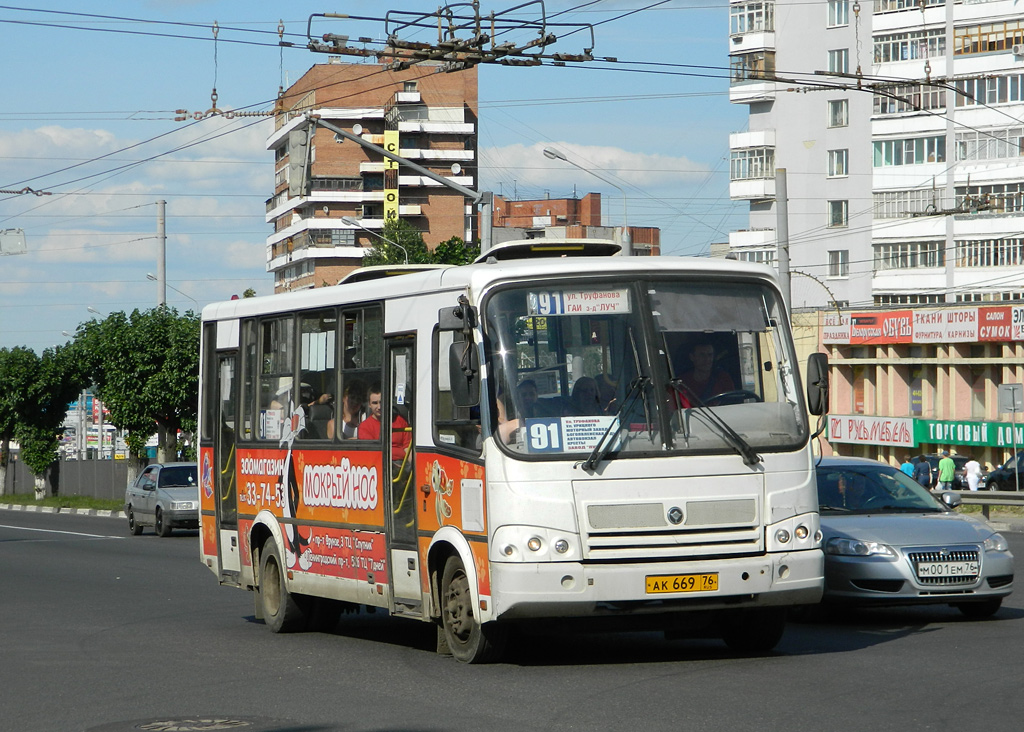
385;338;421;615
214;353;241;578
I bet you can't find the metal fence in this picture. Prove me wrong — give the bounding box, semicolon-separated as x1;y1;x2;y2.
955;489;1024;520
1;459;130;501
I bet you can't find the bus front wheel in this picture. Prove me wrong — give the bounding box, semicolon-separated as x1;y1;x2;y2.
440;556;506;663
259;541;305;633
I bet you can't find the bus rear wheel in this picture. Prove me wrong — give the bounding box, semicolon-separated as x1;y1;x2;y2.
440;556;506;663
721;607;786;653
259;542;305;633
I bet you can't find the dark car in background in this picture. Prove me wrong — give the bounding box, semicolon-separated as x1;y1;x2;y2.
124;462;199;537
921;453;969;489
815;456;1013;618
984;451;1024;491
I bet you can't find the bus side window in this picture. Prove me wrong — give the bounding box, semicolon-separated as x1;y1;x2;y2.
297;309;338;441
341;306;383;441
434;328;481;452
258;317;295;441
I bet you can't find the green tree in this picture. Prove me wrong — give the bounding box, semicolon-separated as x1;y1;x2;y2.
0;347;40;496
431;235;479;265
74;307;200;483
361;220;480;267
15;345;87;499
361;218;432;266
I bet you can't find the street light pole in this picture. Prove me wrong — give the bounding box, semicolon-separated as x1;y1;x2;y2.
156;200;166;307
543;146;630;251
341;216;409;264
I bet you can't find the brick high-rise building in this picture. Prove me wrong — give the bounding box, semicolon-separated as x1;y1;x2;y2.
266;61;478;291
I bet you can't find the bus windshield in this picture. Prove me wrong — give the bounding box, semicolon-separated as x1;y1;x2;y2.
484;277;807;459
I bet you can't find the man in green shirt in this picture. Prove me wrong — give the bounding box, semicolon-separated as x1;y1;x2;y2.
937;451;956;491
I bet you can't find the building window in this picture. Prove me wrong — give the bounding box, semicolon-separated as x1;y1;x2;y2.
852;366;866;414
955;74;1024;107
873;28;945;63
873;241;945;270
872;136;946;166
873;83;946;115
873;189;937;218
828;200;849;228
828;49;849;74
828;99;849;127
828;250;850;277
956;182;1024;214
909;365;924;417
955;126;1024;162
954;20;1024;56
875;293;944;305
827;149;849;177
875;0;944;12
730;147;775;180
955;237;1024;268
730;51;776;83
828;0;849;27
734;248;776;265
403;81;418;92
730;2;775;35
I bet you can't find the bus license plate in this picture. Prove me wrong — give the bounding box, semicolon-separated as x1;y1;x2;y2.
645;573;718;594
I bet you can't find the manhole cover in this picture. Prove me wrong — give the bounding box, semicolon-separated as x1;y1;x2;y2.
86;717;286;732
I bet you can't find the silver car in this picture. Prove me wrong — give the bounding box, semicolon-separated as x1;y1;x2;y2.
816;456;1014;618
124;462;199;537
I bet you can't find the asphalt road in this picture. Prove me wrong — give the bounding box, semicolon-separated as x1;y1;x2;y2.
2;509;1023;732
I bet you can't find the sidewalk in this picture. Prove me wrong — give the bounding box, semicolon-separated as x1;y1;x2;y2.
0;503;125;518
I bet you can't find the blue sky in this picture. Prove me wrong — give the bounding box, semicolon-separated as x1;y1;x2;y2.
0;1;746;351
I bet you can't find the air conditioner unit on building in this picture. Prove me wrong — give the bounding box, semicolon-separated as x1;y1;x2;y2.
1013;44;1024;56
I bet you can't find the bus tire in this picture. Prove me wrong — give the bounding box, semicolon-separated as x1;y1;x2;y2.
440;555;506;663
259;541;305;633
721;607;786;653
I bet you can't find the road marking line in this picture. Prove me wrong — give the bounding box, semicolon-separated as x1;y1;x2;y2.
0;524;124;539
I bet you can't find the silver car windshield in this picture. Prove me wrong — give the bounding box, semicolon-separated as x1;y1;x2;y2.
159;467;197;488
818;467;944;514
484;277;808;459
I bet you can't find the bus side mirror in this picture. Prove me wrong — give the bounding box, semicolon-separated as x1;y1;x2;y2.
805;352;829;416
449;341;480;407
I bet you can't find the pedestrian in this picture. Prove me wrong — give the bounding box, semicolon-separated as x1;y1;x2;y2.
964;454;983;491
937;450;956;491
900;455;915;477
912;455;933;488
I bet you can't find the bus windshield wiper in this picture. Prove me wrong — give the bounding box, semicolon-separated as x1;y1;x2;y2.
668;379;762;467
582;375;649;472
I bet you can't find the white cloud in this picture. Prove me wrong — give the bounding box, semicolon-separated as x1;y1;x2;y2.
480;141;711;192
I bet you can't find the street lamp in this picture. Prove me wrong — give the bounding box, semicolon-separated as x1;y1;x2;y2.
147;273;198;308
86;306;102;317
341;216;409;264
543;146;629;234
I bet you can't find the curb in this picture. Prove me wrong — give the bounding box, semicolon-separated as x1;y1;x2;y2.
0;503;125;519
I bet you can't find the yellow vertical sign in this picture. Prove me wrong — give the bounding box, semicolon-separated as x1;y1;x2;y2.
384;129;399;222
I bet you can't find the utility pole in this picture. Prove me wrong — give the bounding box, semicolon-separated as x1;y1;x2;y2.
156;200;167;307
775;168;792;315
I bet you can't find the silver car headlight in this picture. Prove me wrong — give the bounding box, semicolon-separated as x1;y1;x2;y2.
826;537;895;557
984;533;1009;553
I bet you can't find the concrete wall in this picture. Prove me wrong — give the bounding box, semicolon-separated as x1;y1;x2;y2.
2;459;130;501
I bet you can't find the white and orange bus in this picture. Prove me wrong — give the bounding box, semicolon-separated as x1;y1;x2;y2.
198;241;829;662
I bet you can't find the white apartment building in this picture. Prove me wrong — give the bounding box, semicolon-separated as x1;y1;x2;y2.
728;0;1024;309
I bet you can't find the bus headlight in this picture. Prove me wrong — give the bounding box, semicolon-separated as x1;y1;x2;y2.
491;526;579;562
767;512;821;552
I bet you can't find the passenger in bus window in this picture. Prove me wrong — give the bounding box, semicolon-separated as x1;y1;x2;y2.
496;379;540;444
357;383;410;459
676;336;735;403
566;376;603;416
333;378;366;440
306;393;334;439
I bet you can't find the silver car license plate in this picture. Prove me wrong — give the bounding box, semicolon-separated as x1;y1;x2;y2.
916;561;979;578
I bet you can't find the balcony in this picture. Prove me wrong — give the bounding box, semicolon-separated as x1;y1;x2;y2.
730;178;776;201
